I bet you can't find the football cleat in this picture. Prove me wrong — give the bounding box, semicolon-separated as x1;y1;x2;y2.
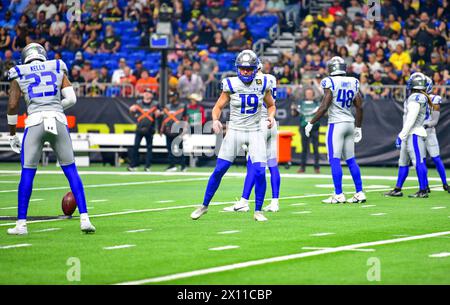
165;166;178;172
7;224;28;235
127;167;137;172
322;193;346;204
443;184;449;192
263;199;279;212
191;205;208;220
223;198;250;212
384;188;403;197
426;186;431;193
81;220;96;233
408;190;429;198
254;211;268;222
347;191;366;203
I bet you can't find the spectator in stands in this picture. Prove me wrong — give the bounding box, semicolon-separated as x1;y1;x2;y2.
368;70;389;100
120;66;137;97
82;0;100;14
219;18;233;43
375;47;387;65
128;88;160;172
206;0;227;20
389;44;411;71
48;13;66;51
37;0;57;20
132;60;145;80
278;64;294;85
409;12;438;52
62;26;82;52
226;0;247;23
36;11;51;37
99;25;121;54
83;30;100;54
238;21;253;44
16;14;31;32
98;65;111;84
70;66;86;84
249;0;266;15
0;27;11;51
86;70;102;97
381;62;399;85
209;31;228;53
198;50;219;84
177;65;204;99
318;7;334;26
186;93;206;133
135;70;159;95
197;16;217;45
0;11;15;31
351;54;365;76
72;51;84;68
160;90;188;172
367;53;382;74
425;52;446;76
345;36;359;57
291;87;320;174
267;0;285;18
23;0;38;22
0;50;16;81
112;58;128;85
85;10;103;35
176;20;199;44
12;27;28;52
104;0;123;21
80;61;94;82
328;0;345;17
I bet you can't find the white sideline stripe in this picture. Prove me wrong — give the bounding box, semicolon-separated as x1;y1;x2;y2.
292;211;311;214
0;177;209;193
0;243;32;249
0;184;441;227
126;229;152;233
0;206;16;210
0;181;18;183
361;205;376;208
431;207;446;210
104;245;135;250
209;245;240;251
34;228;61;233
115;230;450;285
310;232;335;237
290;203;307;206
0;170;445;182
301;246;375;252
393;234;410;237
90;199;108;203
371;213;387;216
429;252;450;258
157;200;175;203
30;199;43;202
218;230;240;235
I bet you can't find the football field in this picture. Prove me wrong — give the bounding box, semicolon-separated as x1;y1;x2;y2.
0;163;449;285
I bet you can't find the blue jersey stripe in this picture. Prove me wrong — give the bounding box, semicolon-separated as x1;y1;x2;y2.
56;60;60;73
261;75;267;95
327;77;335;91
226;78;234;94
14;66;22;79
327;123;334;160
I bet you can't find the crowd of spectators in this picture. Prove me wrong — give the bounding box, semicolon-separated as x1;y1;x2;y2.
0;0;449;100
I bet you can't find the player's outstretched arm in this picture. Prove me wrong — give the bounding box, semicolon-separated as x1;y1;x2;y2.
424;104;440;128
353;92;364;143
7;79;21;153
263;90;276;129
212;91;230;134
304;88;332;137
61;74;77;110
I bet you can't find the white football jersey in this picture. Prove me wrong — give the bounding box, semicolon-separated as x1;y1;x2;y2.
320;75;360;124
403;92;428;137
423;93;442;133
221;75;273;131
8;59;68;115
260;73;276;119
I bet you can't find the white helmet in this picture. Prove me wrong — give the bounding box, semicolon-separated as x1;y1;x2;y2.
407;72;427;91
21;43;47;64
327;56;346;76
425;76;433;94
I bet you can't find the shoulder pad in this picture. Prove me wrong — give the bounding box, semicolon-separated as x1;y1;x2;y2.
221;77;235;93
431;95;442;105
321;77;335;90
409;93;427;104
7;67;20;81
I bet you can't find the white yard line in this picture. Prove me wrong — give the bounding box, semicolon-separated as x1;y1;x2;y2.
30;199;44;202
33;228;61;233
104;245;135;250
361;205;376;208
0;207;16;210
310;232;335;237
290;203;307;206
431;207;446;210
156;200;175;203
115;230;450;285
0;243;32;249
125;229;152;233
429;252;450;258
292;211;311;214
301;246;375;252
209;245;240;251
371;213;387;216
217;230;240;235
0;181;18;184
90;199;109;203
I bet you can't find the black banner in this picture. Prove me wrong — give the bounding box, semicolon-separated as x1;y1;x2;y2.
0;97;449;166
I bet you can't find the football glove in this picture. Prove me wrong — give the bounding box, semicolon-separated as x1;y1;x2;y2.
9;135;21;154
212;120;223;134
395;137;402;150
354;127;362;143
305;122;313;137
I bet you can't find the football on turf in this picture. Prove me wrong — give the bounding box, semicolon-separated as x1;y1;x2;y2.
62;192;77;216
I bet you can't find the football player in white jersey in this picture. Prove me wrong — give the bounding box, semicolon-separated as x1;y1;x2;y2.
224;58;281;213
191;50;276;221
6;43;95;235
385;74;448;196
305;56;365;203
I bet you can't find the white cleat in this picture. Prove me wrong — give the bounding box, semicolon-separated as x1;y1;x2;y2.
7;225;28;235
347;191;366;203
254;211;268;222
322;193;346;204
81;221;96;233
191;205;208;220
223;199;250;212
263;199;279;212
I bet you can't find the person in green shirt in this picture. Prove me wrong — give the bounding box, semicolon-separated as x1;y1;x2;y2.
291;88;320;173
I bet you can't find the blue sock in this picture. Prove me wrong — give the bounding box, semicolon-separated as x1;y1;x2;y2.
424;158;429;188
432;156;447;185
61;163;88;214
268;158;280;199
330;158;343;194
253;162;267;211
346;157;363;192
415;162;427;191
241;157;255;200
202;158;232;206
17;168;37;220
396;166;409;189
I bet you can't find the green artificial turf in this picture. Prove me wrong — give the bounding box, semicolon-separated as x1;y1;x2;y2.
0;163;449;285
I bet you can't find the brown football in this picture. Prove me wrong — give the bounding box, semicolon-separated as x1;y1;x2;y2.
62;192;77;216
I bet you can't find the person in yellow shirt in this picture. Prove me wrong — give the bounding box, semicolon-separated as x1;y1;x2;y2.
389;44;411;71
317;7;335;26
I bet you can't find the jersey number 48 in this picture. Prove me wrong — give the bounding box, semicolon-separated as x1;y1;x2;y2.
337;89;354;108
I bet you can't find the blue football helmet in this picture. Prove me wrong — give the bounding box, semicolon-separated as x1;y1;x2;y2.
425;76;433;94
235;50;258;83
406;72;427;91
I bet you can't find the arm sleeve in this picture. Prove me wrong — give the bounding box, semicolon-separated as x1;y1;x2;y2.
60;60;68;75
61;86;77;110
425;110;440;128
320;77;334;91
7;67;19;81
221;78;231;93
399;101;420;140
